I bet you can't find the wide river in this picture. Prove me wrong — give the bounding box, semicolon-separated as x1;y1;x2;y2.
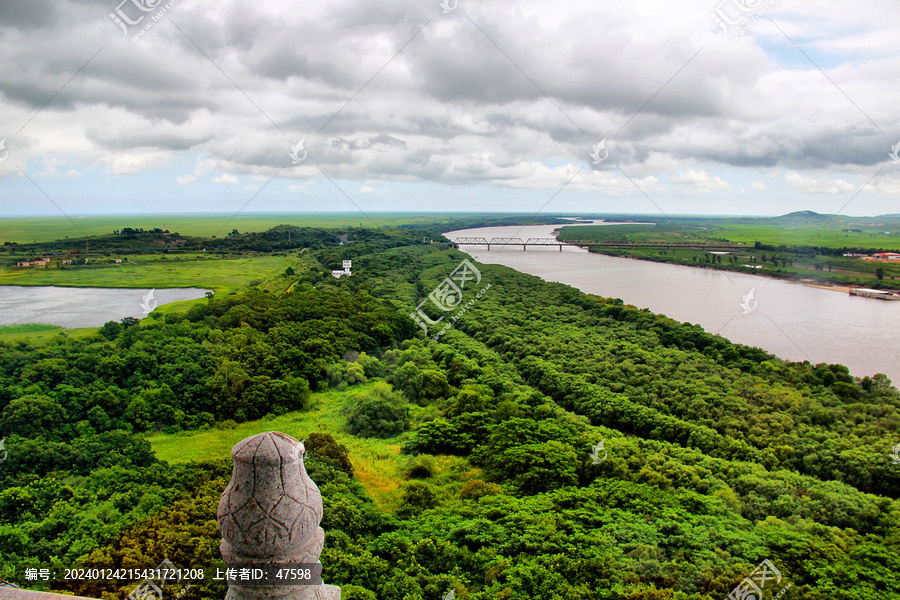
0;286;211;329
446;223;900;384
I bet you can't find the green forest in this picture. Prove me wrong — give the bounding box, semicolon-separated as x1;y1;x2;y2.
1;225;899;599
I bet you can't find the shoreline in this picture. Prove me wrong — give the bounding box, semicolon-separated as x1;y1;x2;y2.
802;283;851;293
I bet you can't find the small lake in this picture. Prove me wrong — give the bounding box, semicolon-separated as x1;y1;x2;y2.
446;223;900;384
0;286;212;329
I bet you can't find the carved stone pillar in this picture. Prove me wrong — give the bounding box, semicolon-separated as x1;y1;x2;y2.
218;432;340;600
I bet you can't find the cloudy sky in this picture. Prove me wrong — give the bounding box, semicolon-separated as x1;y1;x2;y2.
1;0;899;217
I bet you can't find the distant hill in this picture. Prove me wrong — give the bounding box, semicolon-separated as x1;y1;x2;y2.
721;211;834;227
771;210;832;224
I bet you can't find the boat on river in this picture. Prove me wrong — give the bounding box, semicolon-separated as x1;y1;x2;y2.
849;288;900;300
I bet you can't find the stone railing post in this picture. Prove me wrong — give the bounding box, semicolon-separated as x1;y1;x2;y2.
217;432;340;600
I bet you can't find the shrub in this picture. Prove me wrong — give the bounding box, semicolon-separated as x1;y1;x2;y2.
356;352;384;378
305;432;353;476
344;362;367;385
406;455;435;479
347;384;409;438
459;480;502;500
397;482;438;518
98;321;122;341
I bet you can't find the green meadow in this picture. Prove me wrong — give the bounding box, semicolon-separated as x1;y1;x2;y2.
562;212;900;250
148;383;474;512
558;212;900;287
0;212;478;245
0;253;296;294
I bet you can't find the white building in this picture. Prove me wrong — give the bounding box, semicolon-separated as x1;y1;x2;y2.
332;260;352;279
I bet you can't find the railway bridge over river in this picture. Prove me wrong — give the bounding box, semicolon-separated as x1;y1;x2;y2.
452;237;746;251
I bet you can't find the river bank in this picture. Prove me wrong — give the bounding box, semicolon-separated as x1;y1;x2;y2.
446;223;900;383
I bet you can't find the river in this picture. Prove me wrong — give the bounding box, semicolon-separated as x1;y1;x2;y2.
445;223;900;384
0;286;211;329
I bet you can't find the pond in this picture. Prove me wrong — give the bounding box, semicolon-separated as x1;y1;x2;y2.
0;286;212;329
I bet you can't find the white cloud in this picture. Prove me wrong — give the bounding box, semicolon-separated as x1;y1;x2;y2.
2;0;900;214
110;152;173;175
212;173;239;184
784;171;857;194
672;169;730;191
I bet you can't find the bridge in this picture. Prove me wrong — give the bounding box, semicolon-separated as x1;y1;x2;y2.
452;238;745;251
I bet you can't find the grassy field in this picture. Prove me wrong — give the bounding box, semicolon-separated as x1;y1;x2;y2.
561;213;900;250
148;383;476;512
0;323;62;334
0;253;297;294
557;213;900;288
0;327;97;345
710;222;900;249
0;212;497;245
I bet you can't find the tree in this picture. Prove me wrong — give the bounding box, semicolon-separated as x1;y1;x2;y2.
344;362;367;385
447;383;493;417
421;369;449;401
125;396;153;431
305;432;353;475
397;482;438;518
347;384;409;438
482;441;579;494
876;267;884;280
99;321;122;340
356;352;384;378
459;480;503;500
120;316;140;329
391;361;424;403
1;395;68;440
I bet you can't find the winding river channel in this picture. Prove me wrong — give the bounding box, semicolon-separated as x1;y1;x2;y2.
446;223;900;384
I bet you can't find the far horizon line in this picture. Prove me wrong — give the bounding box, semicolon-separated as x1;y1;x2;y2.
1;210;897;219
